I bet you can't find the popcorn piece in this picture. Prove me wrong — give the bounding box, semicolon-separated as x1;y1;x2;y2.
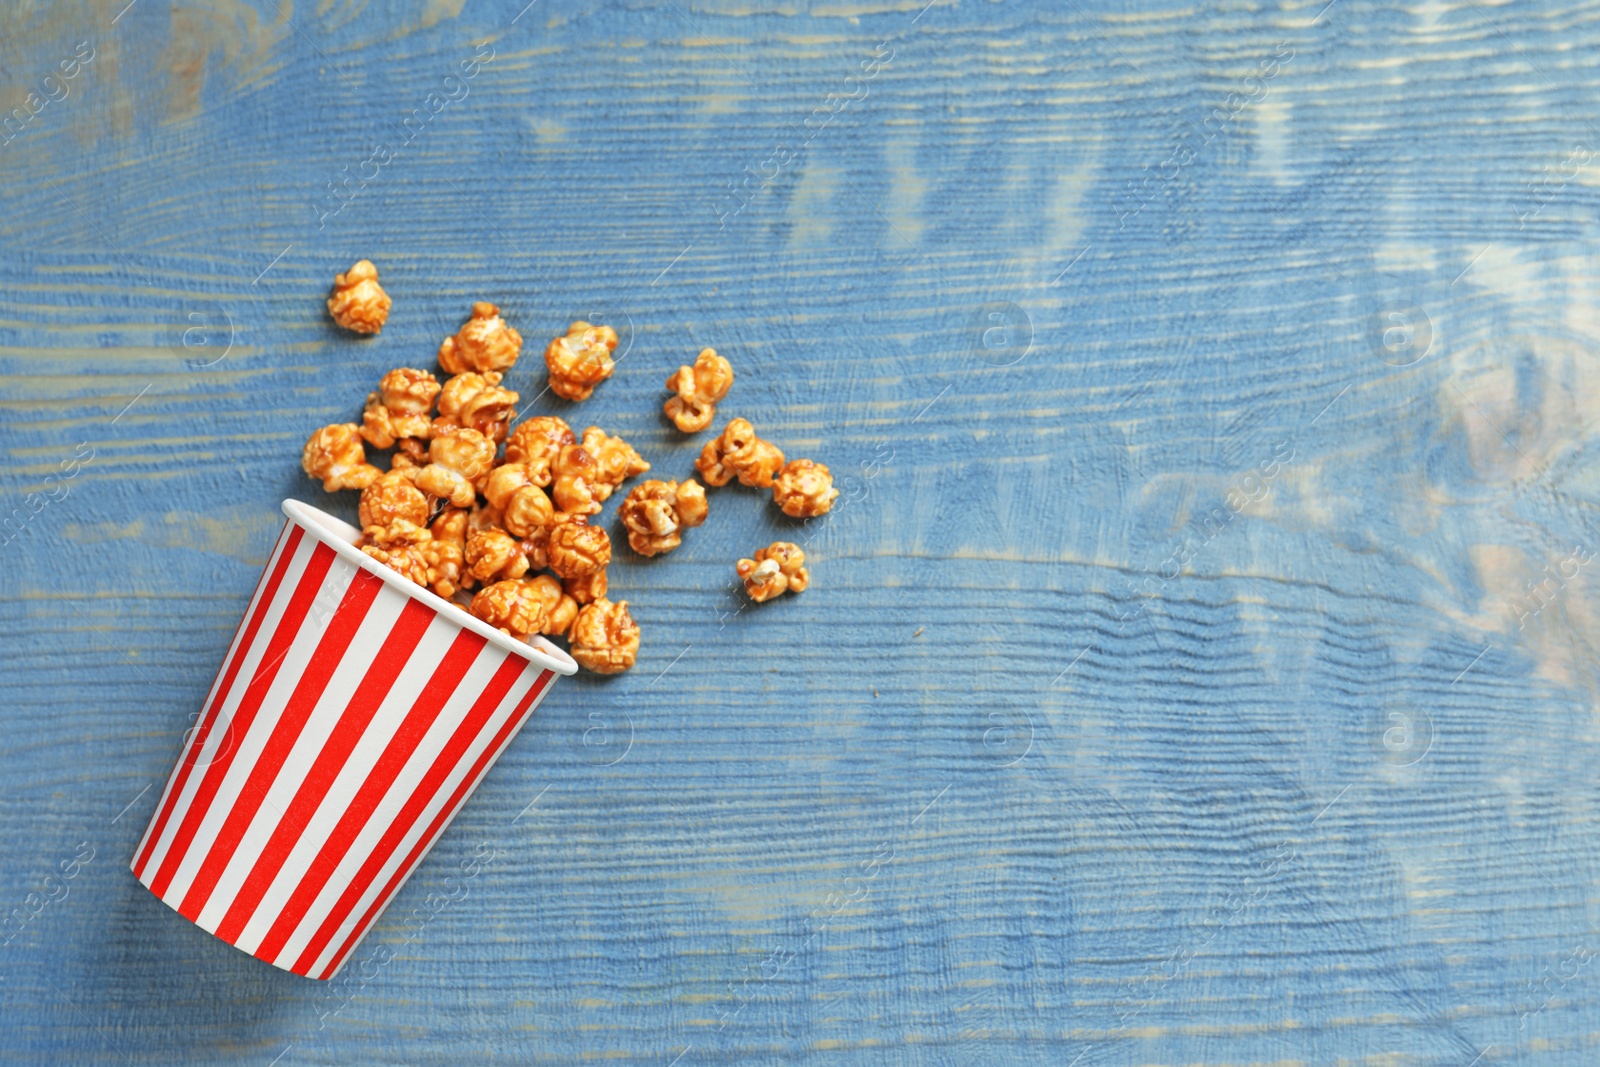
580;426;649;500
391;437;429;471
327;259;391;334
464;527;546;583
504;416;575;485
772;459;839;518
694;417;785;489
544;321;618;402
550;443;603;516
361;519;439;588
414;428;496;508
359;469;430;530
663;348;733;433
736;542;809;603
482;463;556;539
567;597;640;674
540;582;580;637
433;371;520;444
438;301;523;374
469;575;575;639
429;506;471;598
618;478;708;557
359;368;440;450
302;423;382;492
547;516;612;579
562;569;608;605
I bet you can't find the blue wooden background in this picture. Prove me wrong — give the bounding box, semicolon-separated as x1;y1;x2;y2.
4;0;1599;1063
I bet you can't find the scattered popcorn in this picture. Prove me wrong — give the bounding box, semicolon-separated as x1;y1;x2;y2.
695;417;785;489
562;569;608;605
302;423;382;492
504;416;575;485
544;321;618;401
358;469;430;530
360;368;440;450
547;516;612;579
433;371;520;443
415;427;497;508
439;301;523;374
567;598;640;674
482;463;555;539
619;479;708;557
312;271;833;673
663;348;733;433
772;459;839;518
327;259;391;334
580;427;650;500
737;542;809;602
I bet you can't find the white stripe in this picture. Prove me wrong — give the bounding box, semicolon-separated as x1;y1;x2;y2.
137;530;319;883
194;585;410;932
133;523;294;867
159;549;360;905
236;611;466;958
317;669;553;980
300;652;541;977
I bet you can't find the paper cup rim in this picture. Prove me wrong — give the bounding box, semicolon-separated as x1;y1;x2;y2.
281;498;579;677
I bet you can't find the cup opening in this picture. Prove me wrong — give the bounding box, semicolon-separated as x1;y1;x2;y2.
281;498;578;677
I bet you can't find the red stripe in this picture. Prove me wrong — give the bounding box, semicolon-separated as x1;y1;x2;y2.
211;598;437;945
254;628;491;965
148;542;338;899
314;666;551;979
177;567;386;921
134;524;304;879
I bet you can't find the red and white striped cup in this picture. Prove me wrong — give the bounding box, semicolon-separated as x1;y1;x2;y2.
131;499;576;980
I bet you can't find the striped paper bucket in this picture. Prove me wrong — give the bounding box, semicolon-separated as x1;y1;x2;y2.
131;499;576;979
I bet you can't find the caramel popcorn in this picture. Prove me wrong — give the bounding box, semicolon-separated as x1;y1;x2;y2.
469;575;575;639
358;368;440;450
482;463;556;539
464;527;545;583
438;301;523;374
550;443;604;516
580;426;650;499
302;423;382;492
359;469;430;530
772;459;839;518
547;516;612;579
618;479;708;557
695;418;785;489
361;519;439;588
433;371;520;443
415;428;496;508
429;506;471;598
541;583;580;637
663;348;734;433
327;260;391;334
562;569;608;605
567;597;640;674
391;437;429;470
544;321;618;402
737;542;809;602
504;416;575;485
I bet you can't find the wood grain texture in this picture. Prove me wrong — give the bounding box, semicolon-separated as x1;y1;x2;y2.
4;0;1600;1062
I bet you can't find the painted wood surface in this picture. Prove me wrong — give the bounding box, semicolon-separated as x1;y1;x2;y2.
3;0;1599;1063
